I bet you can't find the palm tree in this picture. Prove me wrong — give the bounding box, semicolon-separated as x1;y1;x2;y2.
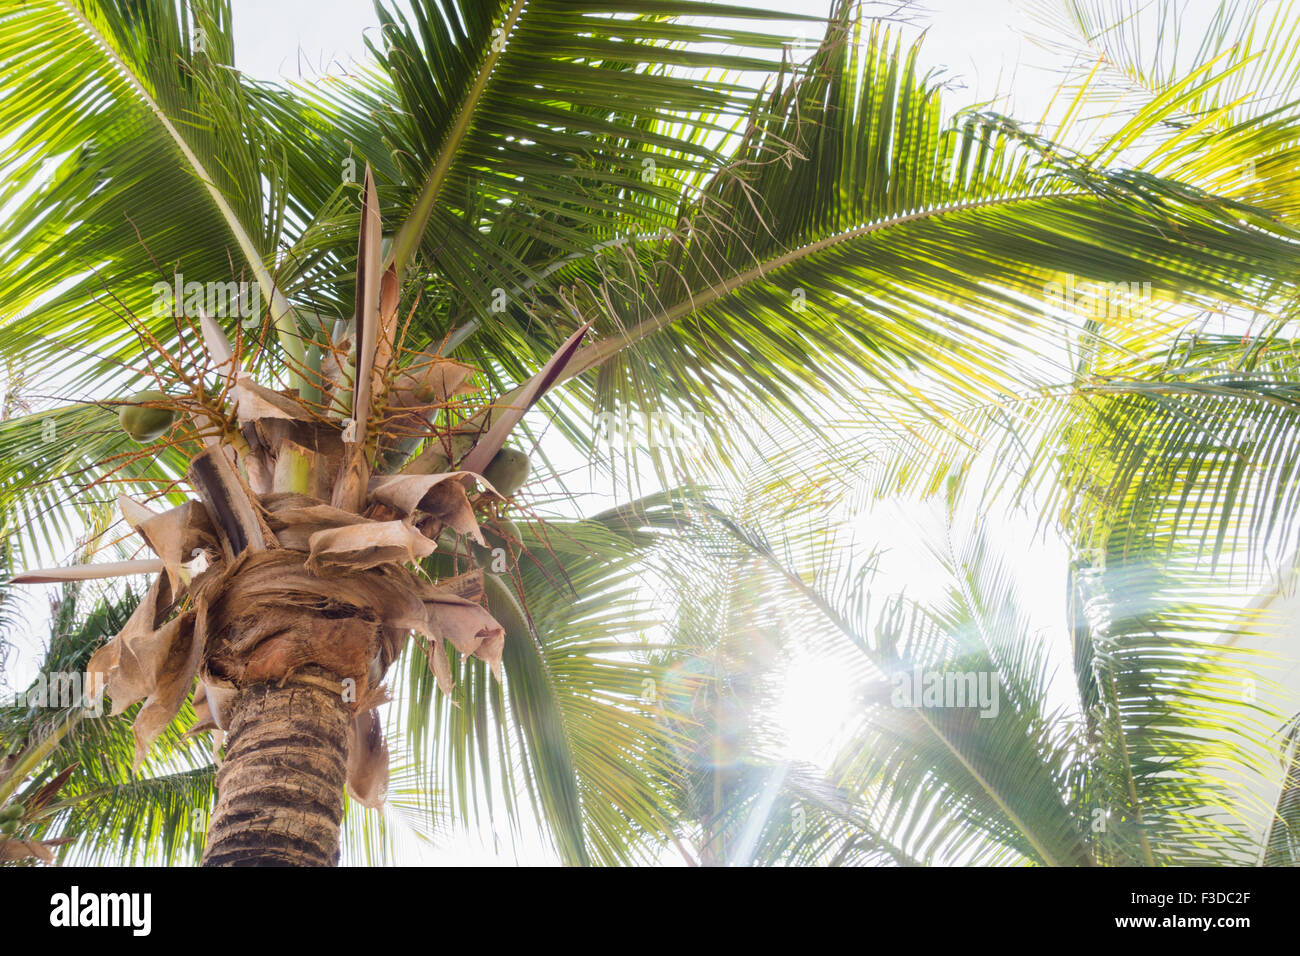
1;582;212;865
3;0;1299;865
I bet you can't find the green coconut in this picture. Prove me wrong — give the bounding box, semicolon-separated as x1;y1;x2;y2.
408;433;477;475
482;447;531;497
118;390;177;444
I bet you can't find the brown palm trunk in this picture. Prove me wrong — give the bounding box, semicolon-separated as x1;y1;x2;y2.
201;668;350;867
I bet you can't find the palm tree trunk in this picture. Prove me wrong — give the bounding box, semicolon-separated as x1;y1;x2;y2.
201;668;349;867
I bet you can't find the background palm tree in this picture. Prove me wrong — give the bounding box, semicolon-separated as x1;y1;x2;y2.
1;583;211;864
702;499;1292;865
2;0;1299;865
732;0;1300;865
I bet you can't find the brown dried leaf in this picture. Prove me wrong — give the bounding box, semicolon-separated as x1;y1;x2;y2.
422;481;485;543
0;838;55;863
12;559;164;585
345;707;389;809
419;634;455;696
476;628;505;681
117;494;155;529
264;502;368;552
186;681;216;736
190;445;269;557
102;579;164;715
430;568;486;602
368;471;494;545
184;674;231;764
259;491;327;513
131;611;200;772
83;575;203;772
305;519;435;573
233;376;315;424
125;609;199;771
118;496;213;595
379;626;409;672
186;680;236;735
84;637;120;706
423;586;505;660
331;448;371;515
385;570;506;691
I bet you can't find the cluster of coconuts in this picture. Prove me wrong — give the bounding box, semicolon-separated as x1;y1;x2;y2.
117;391;533;499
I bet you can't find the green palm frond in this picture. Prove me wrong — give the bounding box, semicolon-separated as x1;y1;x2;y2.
524;17;1300;485
47;768;214;866
0;0;309;388
374;1;814;282
1262;714;1300;865
380;490;697;865
1067;550;1287;865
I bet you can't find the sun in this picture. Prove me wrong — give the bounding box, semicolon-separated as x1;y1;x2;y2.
776;653;857;766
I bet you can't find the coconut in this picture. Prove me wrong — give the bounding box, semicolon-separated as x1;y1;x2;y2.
482;447;530;497
118;391;177;444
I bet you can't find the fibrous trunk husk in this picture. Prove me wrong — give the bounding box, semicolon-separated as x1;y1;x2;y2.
201;667;350;866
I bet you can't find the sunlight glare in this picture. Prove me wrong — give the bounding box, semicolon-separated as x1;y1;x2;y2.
777;653;856;766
